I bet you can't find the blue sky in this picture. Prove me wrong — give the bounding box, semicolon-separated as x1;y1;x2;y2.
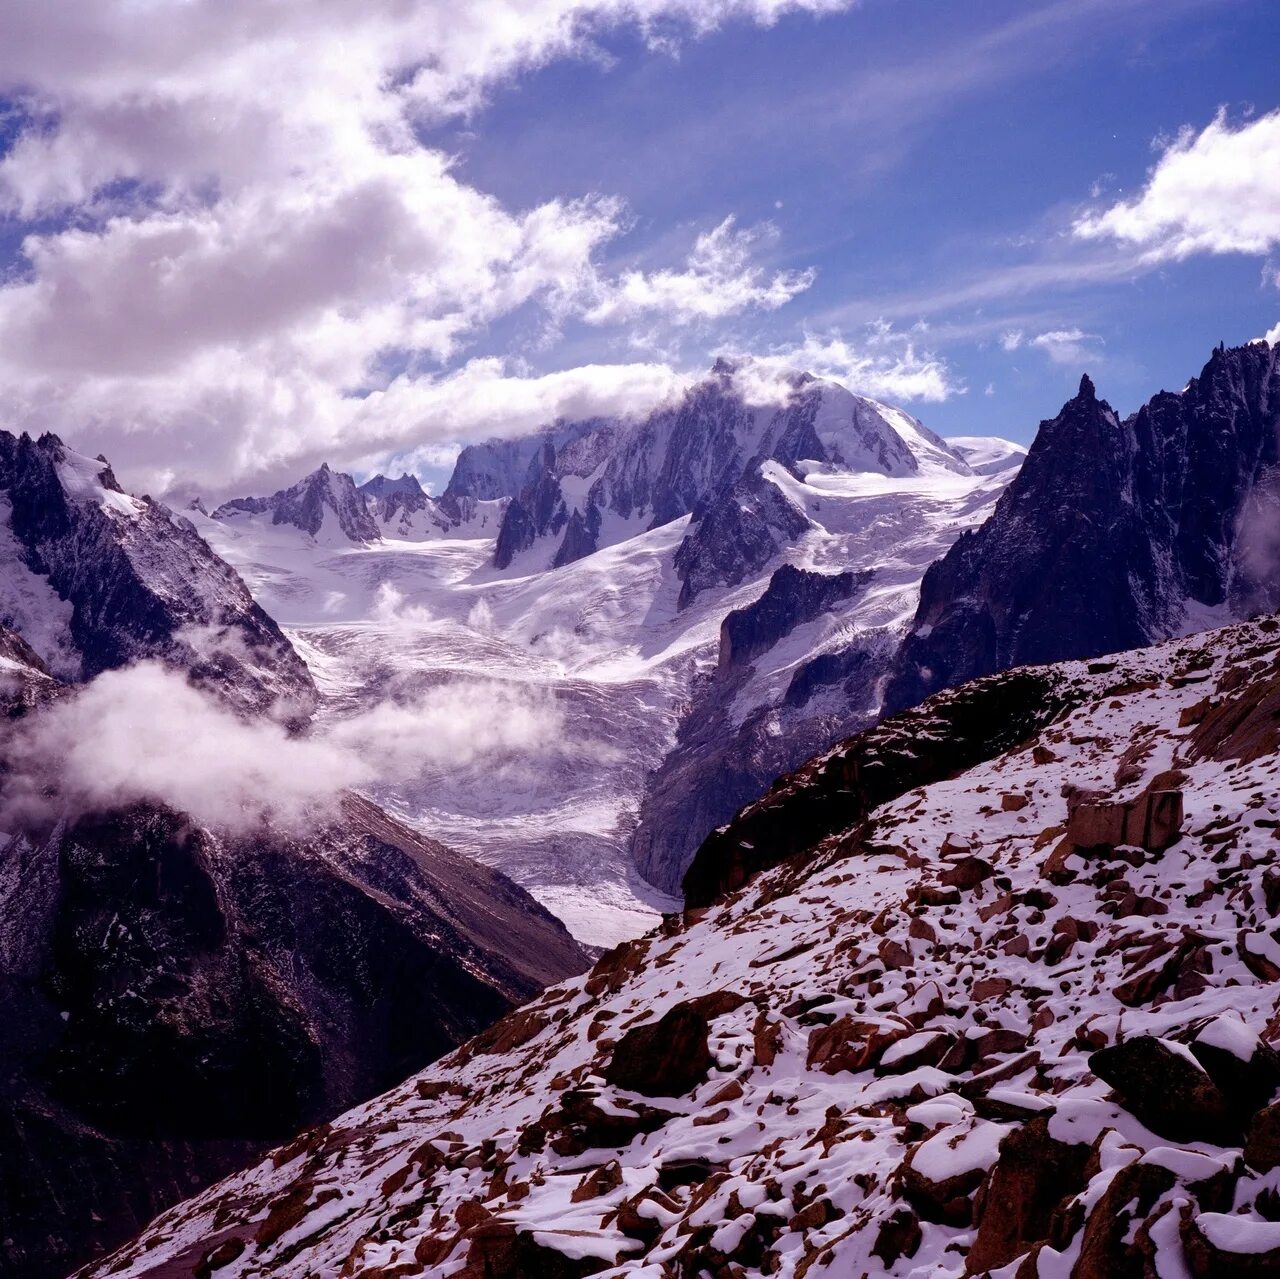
0;0;1277;495
432;0;1280;439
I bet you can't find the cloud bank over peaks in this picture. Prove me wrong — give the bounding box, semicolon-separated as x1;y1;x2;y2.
721;323;962;406
0;0;859;497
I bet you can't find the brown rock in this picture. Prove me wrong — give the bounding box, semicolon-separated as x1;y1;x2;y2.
1066;788;1184;853
1072;1160;1175;1279
1180;1203;1280;1276
941;856;996;891
603;991;746;1098
807;1017;906;1074
966;1117;1092;1275
1001;793;1030;812
570;1160;623;1202
872;1208;922;1266
462;1220;605;1279
1245;1103;1280;1173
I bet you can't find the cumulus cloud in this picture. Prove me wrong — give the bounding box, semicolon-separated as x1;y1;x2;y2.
1;660;576;833
1073;108;1280;262
580;217;814;325
1028;328;1102;366
0;0;848;496
724;322;961;404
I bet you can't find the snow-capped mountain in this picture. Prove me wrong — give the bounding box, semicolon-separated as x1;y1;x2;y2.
82;611;1280;1279
215;462;383;545
887;341;1280;714
0;431;315;717
194;370;1020;938
0;640;586;1279
489;364;959;572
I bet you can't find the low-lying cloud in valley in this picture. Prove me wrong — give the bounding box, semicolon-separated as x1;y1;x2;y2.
1;661;578;835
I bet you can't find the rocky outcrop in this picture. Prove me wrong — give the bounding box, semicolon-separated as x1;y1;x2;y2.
215;463;380;544
718;565;871;670
682;664;1079;909
0;432;316;717
552;502;602;569
674;466;810;609
493;442;569;569
632;629;896;895
0;789;586;1279
887;341;1280;713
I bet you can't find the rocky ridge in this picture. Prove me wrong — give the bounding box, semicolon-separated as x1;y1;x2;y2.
0;431;316;717
77;612;1280;1279
887;340;1280;714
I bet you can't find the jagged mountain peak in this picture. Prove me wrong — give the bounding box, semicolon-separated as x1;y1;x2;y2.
213;463;381;545
0;429;315;715
885;338;1280;714
357;472;425;501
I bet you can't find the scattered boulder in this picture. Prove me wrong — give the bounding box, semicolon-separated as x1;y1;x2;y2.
1181;1207;1280;1277
603;991;747;1097
808;1017;908;1075
1066;787;1183;852
1071;1160;1175;1279
1090;1037;1235;1143
966;1118;1092;1275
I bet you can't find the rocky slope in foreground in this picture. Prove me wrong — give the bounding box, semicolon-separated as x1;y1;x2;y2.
83;613;1280;1278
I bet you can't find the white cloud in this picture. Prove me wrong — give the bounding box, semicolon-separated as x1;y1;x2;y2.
1074;108;1280;261
580;217;814;325
0;0;848;495
1000;330;1024;351
1028;327;1102;366
728;323;961;404
1;659;579;833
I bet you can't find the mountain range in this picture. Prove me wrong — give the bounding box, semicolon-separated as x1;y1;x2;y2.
0;337;1277;1277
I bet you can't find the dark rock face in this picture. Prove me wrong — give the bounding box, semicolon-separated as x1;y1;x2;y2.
1090;1036;1236;1143
719;565;870;670
674;466;811;609
552;502;602;569
215;463;381;544
0;792;586;1279
887;342;1280;713
0;432;316;717
682;665;1080;909
632;630;896;895
493;442;570;569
